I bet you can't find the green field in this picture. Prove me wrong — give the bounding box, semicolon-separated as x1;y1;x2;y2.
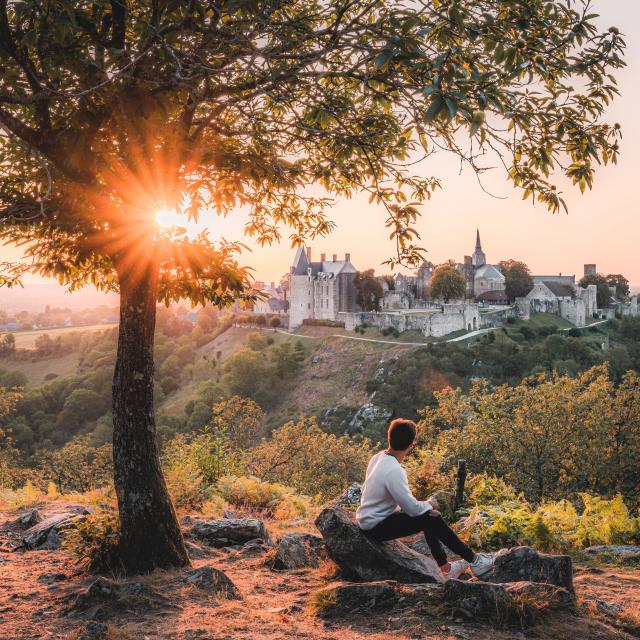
1;323;117;349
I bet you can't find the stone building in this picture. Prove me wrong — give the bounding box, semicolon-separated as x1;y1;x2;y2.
455;230;506;301
288;247;357;329
252;281;289;315
517;282;597;327
343;303;480;338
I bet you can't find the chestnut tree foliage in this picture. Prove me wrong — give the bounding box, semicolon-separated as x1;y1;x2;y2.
0;0;625;572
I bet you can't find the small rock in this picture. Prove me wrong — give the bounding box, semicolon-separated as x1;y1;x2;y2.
17;508;43;528
483;546;574;593
180;515;193;526
182;565;241;599
185;540;212;559
271;533;326;570
236;539;271;557
191;518;271;548
79;621;107;639
595;599;623;618
315;506;441;584
222;510;238;519
584;545;640;562
334;483;362;507
37;572;69;584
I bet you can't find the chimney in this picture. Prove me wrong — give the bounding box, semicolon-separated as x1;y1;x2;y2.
306;247;311;261
320;253;326;262
270;281;274;290
332;253;337;262
345;253;351;262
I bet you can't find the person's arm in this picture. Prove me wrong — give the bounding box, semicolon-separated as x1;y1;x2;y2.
386;466;432;517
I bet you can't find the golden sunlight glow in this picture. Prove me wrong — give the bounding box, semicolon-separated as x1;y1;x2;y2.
155;208;183;228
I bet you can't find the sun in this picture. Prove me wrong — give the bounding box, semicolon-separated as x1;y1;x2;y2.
155;207;182;228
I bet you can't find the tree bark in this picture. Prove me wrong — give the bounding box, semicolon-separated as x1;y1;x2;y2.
112;262;189;574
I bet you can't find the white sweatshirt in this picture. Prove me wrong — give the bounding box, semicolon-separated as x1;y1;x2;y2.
355;450;432;530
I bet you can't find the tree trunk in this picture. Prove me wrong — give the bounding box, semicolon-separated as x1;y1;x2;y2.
112;263;189;574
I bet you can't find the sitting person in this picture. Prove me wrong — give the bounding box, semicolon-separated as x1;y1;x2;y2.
356;418;494;580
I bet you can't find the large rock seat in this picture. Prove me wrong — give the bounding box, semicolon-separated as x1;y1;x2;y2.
482;546;574;593
315;505;440;583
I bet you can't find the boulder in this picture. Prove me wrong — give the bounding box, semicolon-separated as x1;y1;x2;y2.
483;546;574;593
271;533;326;570
67;577;176;620
182;566;241;599
444;579;574;627
312;580;442;617
22;504;90;550
334;483;362;507
191;518;271;548
315;506;440;584
583;545;640;562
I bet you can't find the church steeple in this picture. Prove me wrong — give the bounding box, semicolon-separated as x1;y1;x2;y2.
472;228;486;267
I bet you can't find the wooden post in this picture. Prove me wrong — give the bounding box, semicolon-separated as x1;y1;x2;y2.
453;459;467;512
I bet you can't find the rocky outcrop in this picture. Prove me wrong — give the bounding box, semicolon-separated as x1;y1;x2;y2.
334;483;362;507
191;518;271;548
21;503;90;550
584;545;640;562
271;533;326;570
482;546;574;593
315;506;440;584
443;578;574;627
182;566;241;598
348;403;392;435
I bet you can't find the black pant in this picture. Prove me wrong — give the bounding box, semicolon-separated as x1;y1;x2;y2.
364;511;475;567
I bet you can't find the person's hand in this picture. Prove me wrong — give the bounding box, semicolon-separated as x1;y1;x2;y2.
428;496;439;510
428;509;441;517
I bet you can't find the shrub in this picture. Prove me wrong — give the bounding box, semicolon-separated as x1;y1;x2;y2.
216;475;309;517
162;429;242;509
269;317;281;328
568;328;582;338
249;417;372;501
62;513;122;573
575;494;639;547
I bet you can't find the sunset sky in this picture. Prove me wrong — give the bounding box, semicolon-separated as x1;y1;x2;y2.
2;1;639;305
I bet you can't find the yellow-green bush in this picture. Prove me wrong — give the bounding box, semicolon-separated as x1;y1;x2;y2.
216;475;310;518
457;489;640;553
62;513;122;573
574;494;639;547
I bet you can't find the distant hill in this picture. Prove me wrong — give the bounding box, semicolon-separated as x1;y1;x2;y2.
0;283;118;313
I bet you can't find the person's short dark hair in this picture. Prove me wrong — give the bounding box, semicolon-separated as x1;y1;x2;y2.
388;418;417;451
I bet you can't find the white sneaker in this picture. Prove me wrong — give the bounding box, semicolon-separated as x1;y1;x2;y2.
470;552;494;577
440;560;469;581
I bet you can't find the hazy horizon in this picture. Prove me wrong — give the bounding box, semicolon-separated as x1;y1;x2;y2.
1;1;638;302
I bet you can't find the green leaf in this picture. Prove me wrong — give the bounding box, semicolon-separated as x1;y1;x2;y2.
424;97;444;123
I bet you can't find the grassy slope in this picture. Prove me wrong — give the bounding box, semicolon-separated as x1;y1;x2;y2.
5;322;117;349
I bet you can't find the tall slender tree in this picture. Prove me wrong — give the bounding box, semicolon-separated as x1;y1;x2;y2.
0;0;624;573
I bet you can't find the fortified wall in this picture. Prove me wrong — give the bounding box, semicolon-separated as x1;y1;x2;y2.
341;304;480;338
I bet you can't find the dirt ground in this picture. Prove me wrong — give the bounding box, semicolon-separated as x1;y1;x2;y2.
1;510;639;640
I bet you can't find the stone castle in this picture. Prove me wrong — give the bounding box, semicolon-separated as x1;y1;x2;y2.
283;235;638;337
288;247;357;329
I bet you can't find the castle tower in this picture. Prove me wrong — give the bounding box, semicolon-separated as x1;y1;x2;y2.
472;229;486;268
